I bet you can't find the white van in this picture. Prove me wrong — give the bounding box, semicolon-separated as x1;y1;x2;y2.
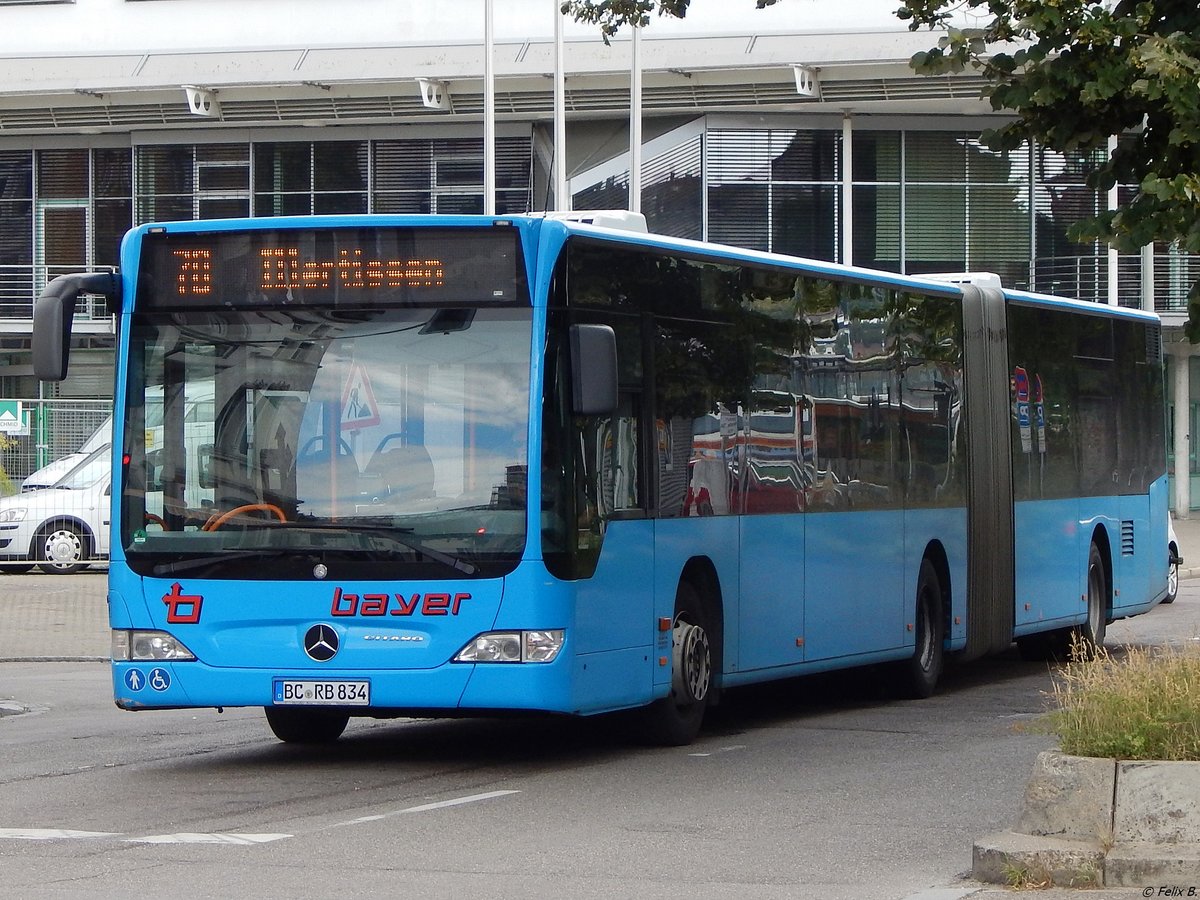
22;414;112;492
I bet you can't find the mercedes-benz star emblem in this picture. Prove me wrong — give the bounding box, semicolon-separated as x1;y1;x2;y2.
313;563;328;580
303;624;339;662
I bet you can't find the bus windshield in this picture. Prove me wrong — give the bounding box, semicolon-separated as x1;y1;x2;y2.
122;305;531;579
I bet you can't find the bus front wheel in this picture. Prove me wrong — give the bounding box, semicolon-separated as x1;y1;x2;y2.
264;707;349;744
897;558;944;699
638;581;712;746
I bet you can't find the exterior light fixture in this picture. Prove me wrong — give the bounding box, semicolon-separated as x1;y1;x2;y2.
417;78;453;111
183;86;221;118
793;65;820;99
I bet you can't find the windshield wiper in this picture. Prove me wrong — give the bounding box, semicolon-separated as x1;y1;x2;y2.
151;549;294;577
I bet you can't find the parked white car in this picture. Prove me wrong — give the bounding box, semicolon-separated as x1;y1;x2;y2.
22;414;111;492
0;445;110;574
1166;516;1181;604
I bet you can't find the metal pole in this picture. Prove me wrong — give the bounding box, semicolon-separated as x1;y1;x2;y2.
1107;134;1118;305
484;0;496;215
629;23;642;214
553;0;568;210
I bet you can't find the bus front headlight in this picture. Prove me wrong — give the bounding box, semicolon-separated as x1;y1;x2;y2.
112;630;196;661
453;629;564;664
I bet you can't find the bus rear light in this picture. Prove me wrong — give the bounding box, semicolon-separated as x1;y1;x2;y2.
112;629;196;662
453;629;564;664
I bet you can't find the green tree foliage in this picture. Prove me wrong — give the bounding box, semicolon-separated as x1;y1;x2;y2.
899;0;1200;337
564;0;1200;335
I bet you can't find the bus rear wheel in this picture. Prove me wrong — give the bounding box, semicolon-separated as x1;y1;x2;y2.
264;707;349;744
638;581;712;746
1017;542;1108;662
896;558;944;699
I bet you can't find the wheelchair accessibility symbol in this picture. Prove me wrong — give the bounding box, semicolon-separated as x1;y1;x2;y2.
148;667;171;692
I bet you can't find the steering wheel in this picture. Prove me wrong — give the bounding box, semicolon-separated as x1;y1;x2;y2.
202;503;287;532
144;512;168;530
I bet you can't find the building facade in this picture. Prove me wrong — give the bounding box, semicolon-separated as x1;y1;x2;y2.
0;0;1196;508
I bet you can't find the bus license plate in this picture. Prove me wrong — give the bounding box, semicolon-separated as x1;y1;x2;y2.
272;679;370;706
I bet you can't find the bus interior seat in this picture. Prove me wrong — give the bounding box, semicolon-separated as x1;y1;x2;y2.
295;437;362;516
364;434;435;502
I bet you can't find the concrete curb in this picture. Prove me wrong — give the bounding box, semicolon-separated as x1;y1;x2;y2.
973;751;1200;887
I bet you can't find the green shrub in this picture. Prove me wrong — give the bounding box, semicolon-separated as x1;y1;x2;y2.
1043;642;1200;761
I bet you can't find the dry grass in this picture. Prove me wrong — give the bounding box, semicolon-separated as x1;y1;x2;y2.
1042;641;1200;761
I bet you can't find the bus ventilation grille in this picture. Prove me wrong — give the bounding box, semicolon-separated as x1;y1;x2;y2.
1121;520;1135;556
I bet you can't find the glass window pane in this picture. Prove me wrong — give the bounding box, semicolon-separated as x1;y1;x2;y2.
853;131;899;183
906;133;967;184
853;184;900;271
38;149;88;198
772;185;837;261
93;149;131;197
708;184;768;252
254;143;311;193
314;193;366;215
0;151;32;199
198;198;249;219
198;166;248;192
373;191;430;214
771;130;838;182
313;141;367;192
254;192;311;217
434;194;483;215
137;146;194;196
136;195;191;225
94;199;131;266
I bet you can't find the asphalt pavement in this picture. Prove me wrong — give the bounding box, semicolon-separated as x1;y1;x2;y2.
1;527;1197;898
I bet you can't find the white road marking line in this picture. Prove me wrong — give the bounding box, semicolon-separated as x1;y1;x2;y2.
689;744;747;757
338;789;521;827
2;790;520;845
127;833;291;845
0;828;120;840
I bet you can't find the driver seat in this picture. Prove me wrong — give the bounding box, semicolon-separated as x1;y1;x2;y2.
295;444;362;517
364;436;434;504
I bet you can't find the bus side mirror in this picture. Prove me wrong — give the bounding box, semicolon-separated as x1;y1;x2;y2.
569;324;617;416
33;272;121;381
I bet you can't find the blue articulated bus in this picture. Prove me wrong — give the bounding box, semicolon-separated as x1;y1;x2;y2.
33;214;1169;745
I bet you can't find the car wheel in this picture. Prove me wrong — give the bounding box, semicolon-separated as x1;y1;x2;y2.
1164;544;1179;604
264;707;349;744
34;521;90;575
1;564;34;574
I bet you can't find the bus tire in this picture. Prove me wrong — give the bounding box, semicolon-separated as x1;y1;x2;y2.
1074;542;1108;655
264;707;349;744
1165;541;1179;604
897;558;944;699
1018;542;1109;662
638;581;712;746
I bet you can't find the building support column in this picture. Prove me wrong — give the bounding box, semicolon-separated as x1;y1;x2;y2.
841;113;853;267
1172;344;1191;517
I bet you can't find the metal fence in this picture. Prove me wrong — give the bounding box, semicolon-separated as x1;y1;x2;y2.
0;265;113;321
1030;253;1200;312
0;399;112;494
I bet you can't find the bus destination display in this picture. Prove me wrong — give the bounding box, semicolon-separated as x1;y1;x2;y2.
138;226;528;309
